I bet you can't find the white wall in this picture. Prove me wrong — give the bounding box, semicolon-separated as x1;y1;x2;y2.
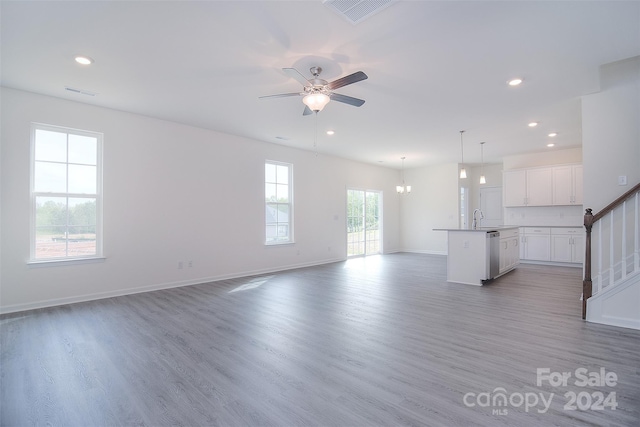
0;88;401;313
464;163;503;216
503;147;582;170
582;58;640;212
580;57;640;327
400;163;459;254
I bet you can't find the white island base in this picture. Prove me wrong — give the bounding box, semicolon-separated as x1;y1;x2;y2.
436;228;520;286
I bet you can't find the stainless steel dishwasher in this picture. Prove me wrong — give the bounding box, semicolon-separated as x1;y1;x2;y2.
487;231;500;279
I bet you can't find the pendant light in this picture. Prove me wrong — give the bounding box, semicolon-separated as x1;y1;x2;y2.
396;157;411;194
479;141;486;184
459;130;467;179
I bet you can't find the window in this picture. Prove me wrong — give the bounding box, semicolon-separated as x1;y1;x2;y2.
265;161;293;244
30;123;103;261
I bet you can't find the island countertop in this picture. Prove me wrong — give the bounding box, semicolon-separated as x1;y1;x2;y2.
433;226;520;232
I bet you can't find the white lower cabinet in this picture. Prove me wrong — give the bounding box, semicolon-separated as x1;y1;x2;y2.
519;227;583;264
550;228;584;263
499;229;520;274
520;227;551;261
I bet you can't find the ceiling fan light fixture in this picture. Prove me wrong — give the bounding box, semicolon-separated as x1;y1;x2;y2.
303;93;330;112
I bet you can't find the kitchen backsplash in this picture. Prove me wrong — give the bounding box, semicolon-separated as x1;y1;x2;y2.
504;205;584;227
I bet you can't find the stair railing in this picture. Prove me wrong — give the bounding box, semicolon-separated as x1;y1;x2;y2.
583;183;640;319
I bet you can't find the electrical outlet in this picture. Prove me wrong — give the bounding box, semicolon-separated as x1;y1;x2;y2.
178;261;183;269
463;240;469;248
188;261;193;268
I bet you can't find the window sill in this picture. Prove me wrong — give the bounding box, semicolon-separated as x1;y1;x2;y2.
27;257;106;268
265;241;295;247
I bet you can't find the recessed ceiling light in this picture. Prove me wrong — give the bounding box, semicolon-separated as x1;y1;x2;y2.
528;122;539;127
74;56;94;65
508;78;523;86
548;132;558;137
326;130;335;136
547;143;555;147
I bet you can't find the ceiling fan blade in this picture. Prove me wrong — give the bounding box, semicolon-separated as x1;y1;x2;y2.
283;68;311;86
259;92;302;99
330;93;365;107
326;71;368;90
302;106;313;116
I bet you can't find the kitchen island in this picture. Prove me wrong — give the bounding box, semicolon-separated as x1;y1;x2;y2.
435;227;520;285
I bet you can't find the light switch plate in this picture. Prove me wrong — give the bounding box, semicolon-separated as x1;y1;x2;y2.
618;175;627;186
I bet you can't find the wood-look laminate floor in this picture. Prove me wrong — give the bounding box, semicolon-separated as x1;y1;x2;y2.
2;253;639;426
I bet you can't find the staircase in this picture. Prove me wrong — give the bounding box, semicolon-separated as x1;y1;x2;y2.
583;183;640;330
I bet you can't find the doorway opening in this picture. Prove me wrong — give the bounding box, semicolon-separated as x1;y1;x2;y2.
460;186;469;229
347;189;382;257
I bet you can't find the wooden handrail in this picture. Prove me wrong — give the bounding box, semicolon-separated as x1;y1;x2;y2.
583;182;640;319
593;182;640;222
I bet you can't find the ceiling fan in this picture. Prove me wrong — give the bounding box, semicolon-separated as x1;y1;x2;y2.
259;66;368;115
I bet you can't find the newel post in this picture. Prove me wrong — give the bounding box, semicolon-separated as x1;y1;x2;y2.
583;208;594;320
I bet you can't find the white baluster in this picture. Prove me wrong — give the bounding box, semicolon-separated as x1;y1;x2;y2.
597;219;603;294
622;200;627;279
609;212;615;288
633;192;640;271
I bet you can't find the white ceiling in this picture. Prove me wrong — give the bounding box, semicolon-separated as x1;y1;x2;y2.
2;1;639;169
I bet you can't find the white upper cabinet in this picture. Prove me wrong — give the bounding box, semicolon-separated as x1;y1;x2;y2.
552;164;583;205
503;167;553;206
504;163;582;207
573;165;583;205
526;167;553;206
503;169;527;206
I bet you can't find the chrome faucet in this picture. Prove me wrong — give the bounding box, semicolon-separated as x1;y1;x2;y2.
472;208;484;229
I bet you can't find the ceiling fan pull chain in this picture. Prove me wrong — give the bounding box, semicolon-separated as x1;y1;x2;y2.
314;111;318;157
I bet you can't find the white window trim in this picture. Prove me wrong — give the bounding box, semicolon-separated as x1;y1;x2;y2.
29;122;104;264
265;160;294;245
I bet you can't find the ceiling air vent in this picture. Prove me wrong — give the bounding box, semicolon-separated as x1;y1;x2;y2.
65;86;96;96
323;0;397;25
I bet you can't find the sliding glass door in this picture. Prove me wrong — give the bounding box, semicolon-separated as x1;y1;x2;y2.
347;189;382;257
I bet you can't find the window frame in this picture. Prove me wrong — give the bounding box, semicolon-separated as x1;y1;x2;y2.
265;160;294;245
29;122;104;264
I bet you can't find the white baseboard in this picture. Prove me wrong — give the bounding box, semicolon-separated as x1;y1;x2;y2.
0;257;346;315
519;260;582;268
399;249;447;256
